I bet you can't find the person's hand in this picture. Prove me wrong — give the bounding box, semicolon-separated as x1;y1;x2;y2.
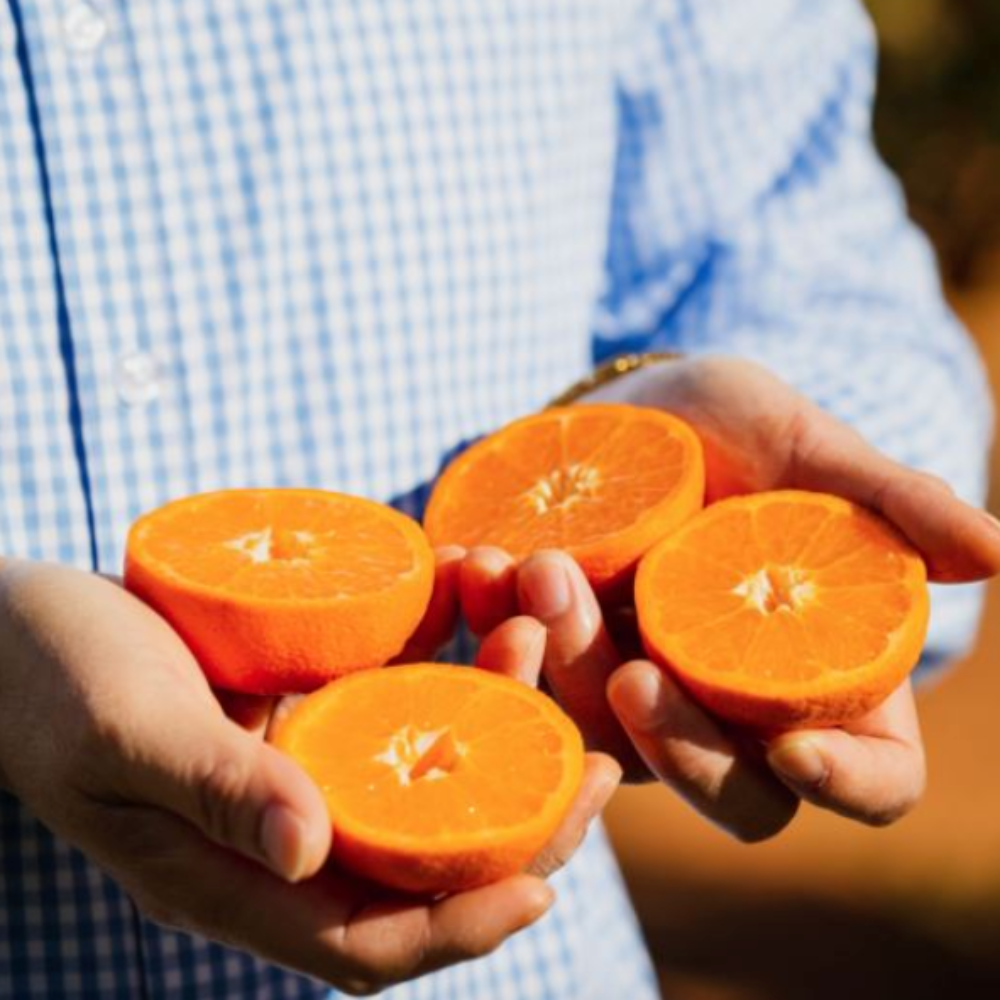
0;559;618;994
591;355;1000;582
456;355;1000;841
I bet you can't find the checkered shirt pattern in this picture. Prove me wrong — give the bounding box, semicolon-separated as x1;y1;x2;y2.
0;0;991;997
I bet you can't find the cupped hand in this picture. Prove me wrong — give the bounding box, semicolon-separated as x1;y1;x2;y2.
593;354;1000;583
465;545;925;842
0;558;617;994
456;355;1000;840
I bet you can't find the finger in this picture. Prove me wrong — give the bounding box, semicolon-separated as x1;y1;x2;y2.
96;802;550;995
789;410;1000;582
341;875;554;989
459;546;517;637
518;551;646;775
0;568;329;885
475;615;546;686
393;546;465;662
528;753;621;878
608;661;799;841
111;700;331;883
766;681;925;825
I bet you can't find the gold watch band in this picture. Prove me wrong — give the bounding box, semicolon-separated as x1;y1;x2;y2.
547;351;682;408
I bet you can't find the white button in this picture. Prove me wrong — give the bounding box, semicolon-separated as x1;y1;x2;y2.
115;352;162;407
62;3;109;53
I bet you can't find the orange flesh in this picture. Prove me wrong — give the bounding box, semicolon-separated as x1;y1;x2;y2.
274;666;583;846
125;489;435;694
429;408;688;553
131;490;419;600
424;405;705;593
636;492;929;720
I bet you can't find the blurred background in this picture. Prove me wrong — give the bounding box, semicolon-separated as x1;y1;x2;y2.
604;2;1000;997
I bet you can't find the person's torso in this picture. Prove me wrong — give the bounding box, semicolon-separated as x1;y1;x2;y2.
0;0;640;572
0;4;660;998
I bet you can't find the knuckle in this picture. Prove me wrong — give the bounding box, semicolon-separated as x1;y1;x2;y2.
459;932;504;964
68;712;131;793
337;960;390;997
400;917;434;977
780;405;821;485
338;914;436;990
193;754;251;845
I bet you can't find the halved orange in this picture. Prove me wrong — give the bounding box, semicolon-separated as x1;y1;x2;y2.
635;490;930;730
271;664;585;894
125;489;434;694
424;404;705;597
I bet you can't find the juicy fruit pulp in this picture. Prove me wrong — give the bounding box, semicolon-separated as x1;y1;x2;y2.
424;403;705;597
636;490;930;729
271;664;586;894
125;489;434;694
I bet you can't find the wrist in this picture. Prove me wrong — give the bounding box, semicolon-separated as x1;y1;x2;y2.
573;353;707;409
549;352;685;408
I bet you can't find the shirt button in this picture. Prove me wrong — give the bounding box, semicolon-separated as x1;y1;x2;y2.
115;352;162;407
62;2;109;54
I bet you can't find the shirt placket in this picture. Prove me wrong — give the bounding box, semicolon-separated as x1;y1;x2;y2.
20;0;195;576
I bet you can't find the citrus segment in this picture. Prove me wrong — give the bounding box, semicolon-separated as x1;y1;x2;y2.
424;404;705;596
635;491;930;729
125;489;434;694
271;664;585;894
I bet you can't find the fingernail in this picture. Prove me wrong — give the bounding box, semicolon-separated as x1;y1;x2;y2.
470;546;510;574
767;738;828;789
607;665;667;734
520;555;571;621
259;804;308;881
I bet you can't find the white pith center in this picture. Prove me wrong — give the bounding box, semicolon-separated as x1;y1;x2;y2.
526;463;601;515
374;725;465;786
734;566;815;615
224;528;316;565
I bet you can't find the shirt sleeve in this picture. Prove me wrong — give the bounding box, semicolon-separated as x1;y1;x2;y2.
596;0;994;667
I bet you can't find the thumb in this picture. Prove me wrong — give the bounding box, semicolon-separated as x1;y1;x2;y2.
119;708;331;882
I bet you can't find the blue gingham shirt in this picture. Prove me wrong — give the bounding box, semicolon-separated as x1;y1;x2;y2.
0;1;991;997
